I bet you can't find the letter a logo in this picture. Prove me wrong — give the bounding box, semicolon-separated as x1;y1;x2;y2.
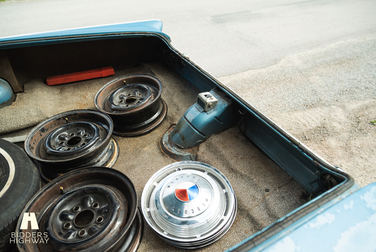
20;212;39;230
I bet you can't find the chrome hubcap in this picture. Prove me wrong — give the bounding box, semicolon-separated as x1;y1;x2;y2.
141;161;237;249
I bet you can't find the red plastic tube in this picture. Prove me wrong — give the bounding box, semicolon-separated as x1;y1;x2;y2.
46;67;115;86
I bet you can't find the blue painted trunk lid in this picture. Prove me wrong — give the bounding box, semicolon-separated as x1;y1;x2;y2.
0;19;169;46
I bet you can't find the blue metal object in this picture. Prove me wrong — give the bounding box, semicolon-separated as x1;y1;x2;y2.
0;19;169;49
0;78;14;108
239;111;347;195
230;182;375;252
160;88;240;161
170;88;239;149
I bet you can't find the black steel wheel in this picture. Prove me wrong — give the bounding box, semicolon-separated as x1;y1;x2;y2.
94;74;167;136
16;167;142;252
24;109;119;181
0;139;41;252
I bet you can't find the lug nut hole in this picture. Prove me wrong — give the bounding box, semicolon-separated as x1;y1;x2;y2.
63;222;72;229
96;216;104;223
92;202;99;208
78;229;86;238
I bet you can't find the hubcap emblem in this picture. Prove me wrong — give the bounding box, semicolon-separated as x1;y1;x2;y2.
175;182;199;202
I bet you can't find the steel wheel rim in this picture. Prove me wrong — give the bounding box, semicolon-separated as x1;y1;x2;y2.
94;74;167;136
16;167;142;252
25;109;119;180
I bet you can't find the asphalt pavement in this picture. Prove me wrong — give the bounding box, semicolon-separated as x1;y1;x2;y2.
1;0;375;77
1;0;376;185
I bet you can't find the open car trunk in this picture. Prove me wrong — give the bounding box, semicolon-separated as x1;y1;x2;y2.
0;28;353;251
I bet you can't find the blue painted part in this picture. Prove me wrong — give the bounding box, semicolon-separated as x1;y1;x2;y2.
0;20;169;47
160;37;350;193
239;112;347;194
228;182;364;251
163;54;217;92
0;79;14;106
238;182;375;252
164;45;347;192
184;93;232;137
188;185;199;201
170;116;206;148
170;88;238;148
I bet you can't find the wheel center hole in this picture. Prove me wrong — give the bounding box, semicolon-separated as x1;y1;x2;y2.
74;210;94;228
125;96;137;104
67;136;82;146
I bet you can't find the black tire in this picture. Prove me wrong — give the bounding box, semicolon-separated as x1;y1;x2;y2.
0;139;41;251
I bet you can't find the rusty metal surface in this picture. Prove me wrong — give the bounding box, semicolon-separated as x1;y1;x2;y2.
94;74;167;136
159;124;199;161
117;210;143;252
24;110;119;180
16;167;141;252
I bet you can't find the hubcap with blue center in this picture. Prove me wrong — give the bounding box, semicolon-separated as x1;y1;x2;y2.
160;173;213;218
141;161;237;249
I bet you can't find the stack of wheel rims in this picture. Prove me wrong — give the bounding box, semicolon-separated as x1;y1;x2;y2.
16;167;142;252
24;109;119;181
94;74;167;137
19;108;144;251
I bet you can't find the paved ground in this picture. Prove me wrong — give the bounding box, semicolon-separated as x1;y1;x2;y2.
0;0;375;186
